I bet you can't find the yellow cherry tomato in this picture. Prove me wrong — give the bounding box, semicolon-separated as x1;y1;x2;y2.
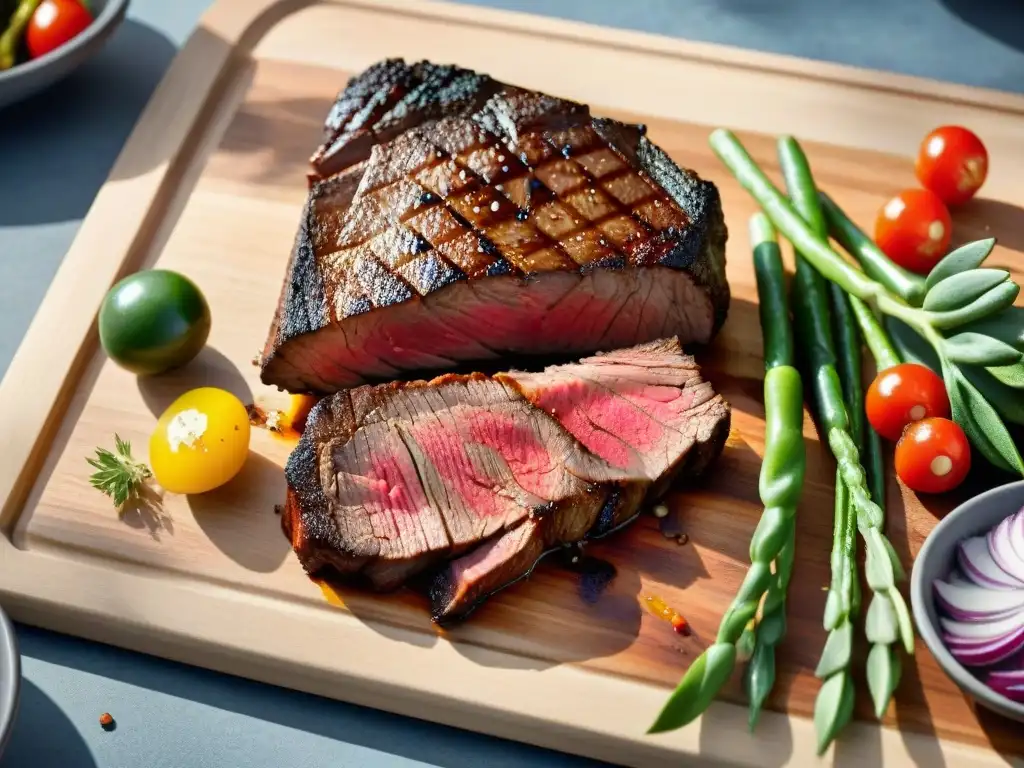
149;387;251;495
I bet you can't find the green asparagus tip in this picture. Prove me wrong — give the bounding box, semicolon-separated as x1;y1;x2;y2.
749;212;777;246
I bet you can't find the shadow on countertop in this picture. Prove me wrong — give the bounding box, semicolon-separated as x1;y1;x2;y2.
0;680;97;768
15;625;612;768
938;0;1024;55
0;19;177;227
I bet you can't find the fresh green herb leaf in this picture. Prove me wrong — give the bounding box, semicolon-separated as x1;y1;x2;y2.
962;366;1024;426
86;434;152;509
943;359;1024;475
987;361;1024;389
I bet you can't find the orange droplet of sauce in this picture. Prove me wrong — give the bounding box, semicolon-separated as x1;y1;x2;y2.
317;579;346;608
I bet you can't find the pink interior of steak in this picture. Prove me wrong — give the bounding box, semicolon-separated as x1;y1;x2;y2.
506;342;722;482
265;266;713;392
284;339;730;622
295;376;635;591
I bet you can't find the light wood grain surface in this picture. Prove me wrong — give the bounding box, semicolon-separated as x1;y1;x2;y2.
1;1;1024;765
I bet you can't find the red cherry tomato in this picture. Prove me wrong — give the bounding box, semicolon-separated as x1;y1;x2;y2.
25;0;93;61
915;126;988;207
895;417;971;494
874;188;952;274
865;362;951;442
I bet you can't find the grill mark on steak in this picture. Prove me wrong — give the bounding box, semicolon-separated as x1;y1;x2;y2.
284;338;730;622
262;59;728;394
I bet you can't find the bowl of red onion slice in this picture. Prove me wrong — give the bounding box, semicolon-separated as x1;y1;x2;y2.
911;480;1024;722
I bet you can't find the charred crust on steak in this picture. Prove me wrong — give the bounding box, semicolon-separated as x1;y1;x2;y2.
263;58;729;395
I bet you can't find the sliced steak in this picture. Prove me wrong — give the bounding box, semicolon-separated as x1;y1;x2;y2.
261;59;728;394
283;338;730;622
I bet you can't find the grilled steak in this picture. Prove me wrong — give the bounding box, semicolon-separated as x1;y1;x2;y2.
260;59;729;394
282;338;730;622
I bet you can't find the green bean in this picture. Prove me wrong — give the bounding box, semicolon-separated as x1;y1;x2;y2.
819;191;927;307
847;289;896;513
831;285;865;451
648;216;807;735
0;0;41;70
778;136;911;747
753;213;795;371
849;296;901;372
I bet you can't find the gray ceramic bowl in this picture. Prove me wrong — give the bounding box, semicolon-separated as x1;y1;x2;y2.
0;0;129;110
910;479;1024;723
0;603;17;757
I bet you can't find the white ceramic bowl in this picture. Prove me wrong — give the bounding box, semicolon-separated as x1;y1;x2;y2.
910;479;1024;723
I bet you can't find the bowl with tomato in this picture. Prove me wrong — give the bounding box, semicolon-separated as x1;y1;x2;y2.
0;0;128;110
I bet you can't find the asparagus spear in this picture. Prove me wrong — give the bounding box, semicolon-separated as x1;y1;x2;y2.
777;137;910;747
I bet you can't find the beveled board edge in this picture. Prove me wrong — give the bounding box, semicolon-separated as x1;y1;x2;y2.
0;1;1020;765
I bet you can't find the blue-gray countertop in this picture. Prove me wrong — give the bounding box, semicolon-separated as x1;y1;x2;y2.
0;1;1022;766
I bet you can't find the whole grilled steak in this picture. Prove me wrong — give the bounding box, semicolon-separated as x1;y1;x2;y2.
282;338;730;622
260;59;729;394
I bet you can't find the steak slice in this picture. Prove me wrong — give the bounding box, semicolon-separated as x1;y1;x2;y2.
282;338;730;622
260;59;729;394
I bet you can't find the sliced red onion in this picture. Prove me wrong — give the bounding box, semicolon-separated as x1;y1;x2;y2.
989;669;1024;684
988;516;1024;583
934;579;1024;621
944;631;1018;650
945;624;1024;667
986;669;1024;702
940;611;1024;642
948;569;973;588
958;536;1024;589
1011;509;1024;566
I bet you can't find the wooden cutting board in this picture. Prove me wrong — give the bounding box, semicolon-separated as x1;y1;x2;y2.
2;1;1024;765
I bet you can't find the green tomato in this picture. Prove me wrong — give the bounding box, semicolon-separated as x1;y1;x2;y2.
98;269;212;375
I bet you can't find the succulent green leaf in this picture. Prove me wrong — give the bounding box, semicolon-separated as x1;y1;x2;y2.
927;281;1019;330
866;643;901;719
814;671;855;755
865;528;896;591
925;237;996;291
959;306;1024;352
943;332;1024;367
815;620;853;679
882;535;906;582
924;269;1009;312
865;594;898;644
